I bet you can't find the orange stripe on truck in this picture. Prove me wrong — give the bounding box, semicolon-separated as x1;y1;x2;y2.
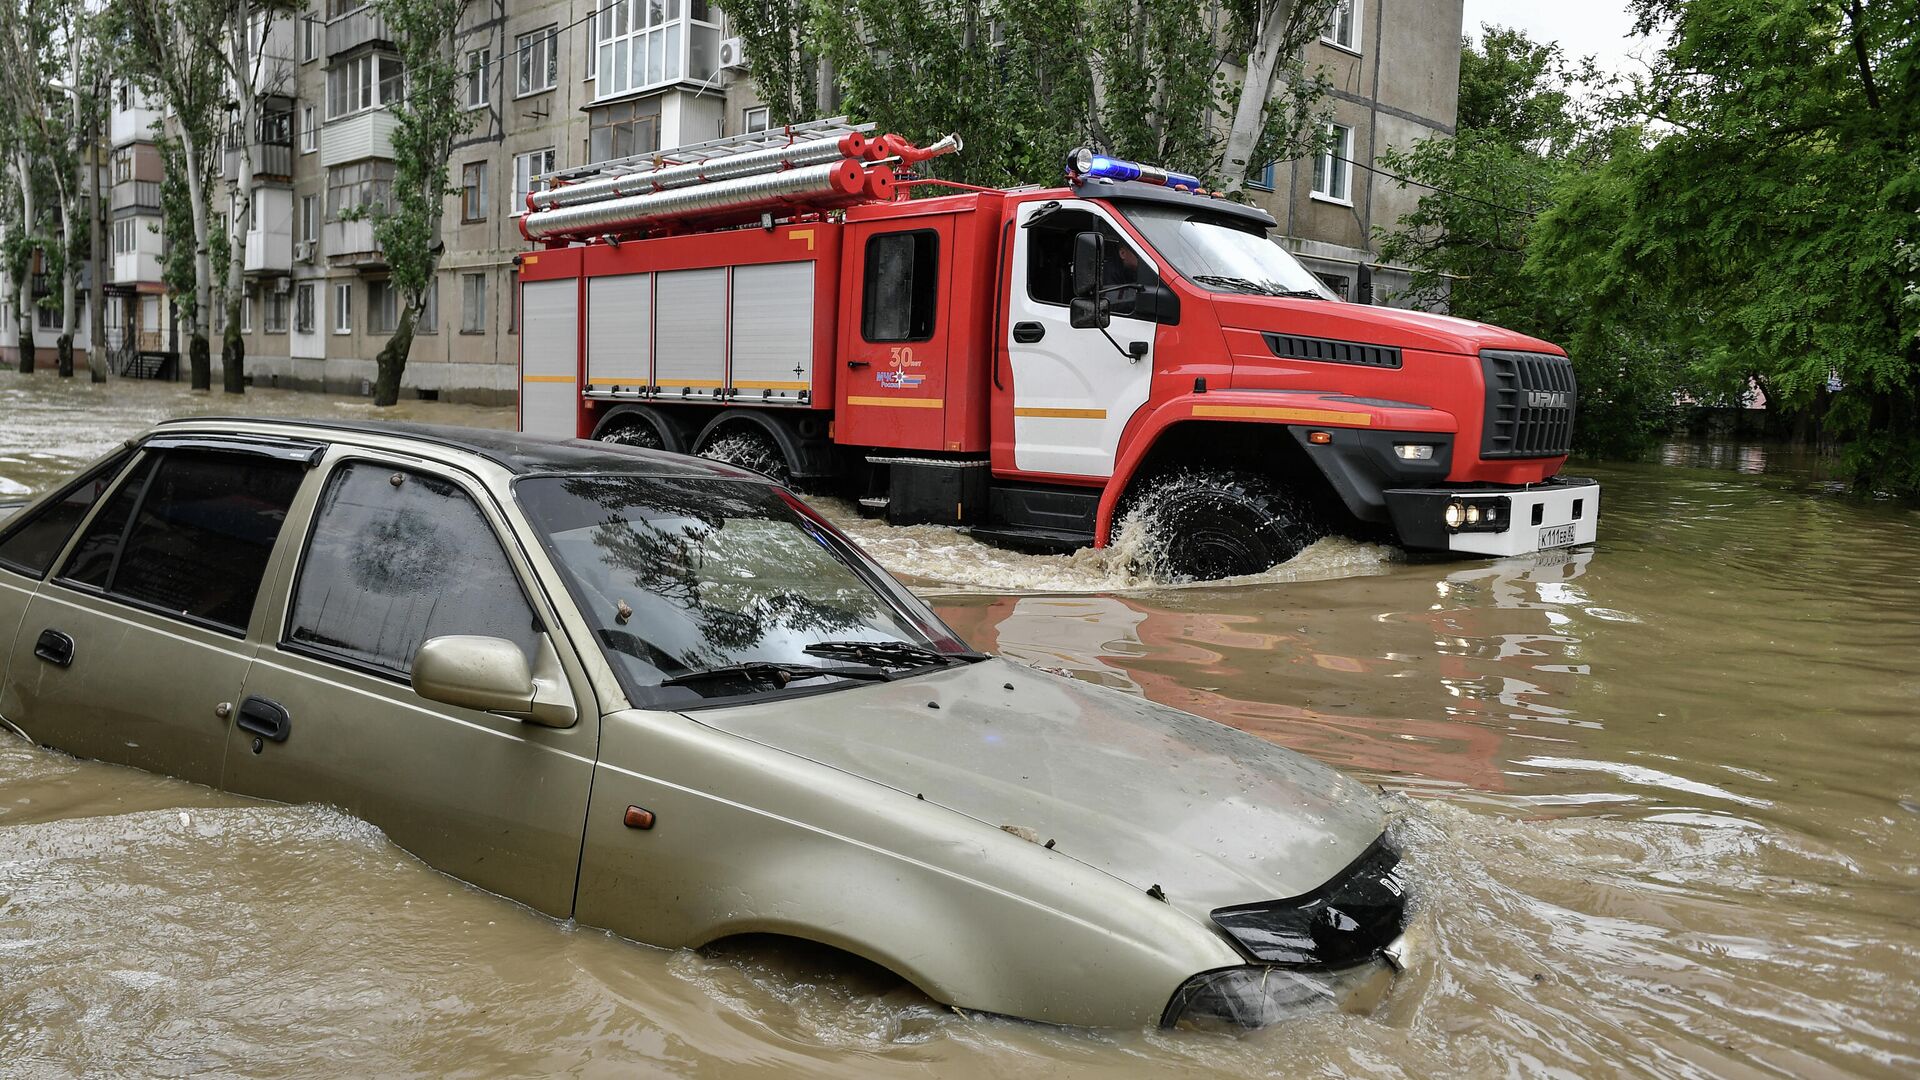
847;396;944;409
1191;404;1373;426
522;374;575;383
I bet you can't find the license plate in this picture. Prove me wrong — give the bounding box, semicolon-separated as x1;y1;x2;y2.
1538;524;1577;548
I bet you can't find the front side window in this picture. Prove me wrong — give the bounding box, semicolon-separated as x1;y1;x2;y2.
1025;208;1157;308
516;475;972;707
0;448;135;578
1312;123;1354;203
59;449;305;632
517;26;558;95
861;230;939;343
1117;202;1335;299
287;463;540;677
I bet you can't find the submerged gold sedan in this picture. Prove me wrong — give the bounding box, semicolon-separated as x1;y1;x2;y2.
0;419;1409;1030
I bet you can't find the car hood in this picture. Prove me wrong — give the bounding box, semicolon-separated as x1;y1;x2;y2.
1211;294;1564;356
685;658;1385;918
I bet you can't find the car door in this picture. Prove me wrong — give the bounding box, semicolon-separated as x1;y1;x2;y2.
219;455;597;918
1005;201;1162;478
8;440;315;785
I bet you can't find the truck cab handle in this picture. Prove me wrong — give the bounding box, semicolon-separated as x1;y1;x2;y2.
1012;322;1045;343
846;360;870;369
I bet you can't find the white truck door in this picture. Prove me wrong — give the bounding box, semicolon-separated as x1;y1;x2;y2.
1006;201;1160;478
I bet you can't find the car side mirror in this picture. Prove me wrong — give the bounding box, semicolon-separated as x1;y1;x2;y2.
1069;295;1111;330
1071;230;1107;302
413;634;577;728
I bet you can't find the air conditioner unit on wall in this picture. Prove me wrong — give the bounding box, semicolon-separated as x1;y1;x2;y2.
295;240;313;263
274;275;291;294
718;37;746;71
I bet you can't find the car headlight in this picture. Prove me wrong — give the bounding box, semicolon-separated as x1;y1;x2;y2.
1161;965;1346;1030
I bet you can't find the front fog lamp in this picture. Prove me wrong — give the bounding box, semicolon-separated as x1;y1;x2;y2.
1464;504;1482;526
1162;966;1341;1031
1443;501;1466;529
1392;443;1434;461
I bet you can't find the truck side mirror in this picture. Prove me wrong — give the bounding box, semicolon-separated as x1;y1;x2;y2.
1071;231;1112;329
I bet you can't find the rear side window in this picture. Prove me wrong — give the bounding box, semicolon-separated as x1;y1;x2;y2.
0;448;135;577
59;449;305;631
285;462;541;678
861;229;938;342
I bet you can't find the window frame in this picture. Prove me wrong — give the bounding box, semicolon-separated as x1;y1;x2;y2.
460;161;488;223
295;281;316;333
511;147;557;217
461;272;486;334
333;281;353;334
276;455;552;687
742;105;770;134
1246;160;1277;191
1322;0;1362;54
516;26;559;97
1311;122;1355;205
859;228;941;344
465;47;491;109
1022;206;1156;309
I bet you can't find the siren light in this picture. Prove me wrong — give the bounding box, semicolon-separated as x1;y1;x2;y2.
1066;147;1202;192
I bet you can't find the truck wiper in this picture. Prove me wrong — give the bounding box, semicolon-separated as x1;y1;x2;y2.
1191;274;1268;294
803;639;986;669
659;660;892;690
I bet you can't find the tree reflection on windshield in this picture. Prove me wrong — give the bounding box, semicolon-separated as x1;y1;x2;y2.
518;475;961;704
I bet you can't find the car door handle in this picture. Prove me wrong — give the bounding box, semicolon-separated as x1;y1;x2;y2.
1012;321;1046;343
236;696;291;743
34;629;74;668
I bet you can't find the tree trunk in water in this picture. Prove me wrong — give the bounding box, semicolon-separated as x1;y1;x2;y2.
190;333;210;388
17;305;35;373
222;321;245;393
182;139;212;391
87;58;108;383
372;306;415;407
57;334;73;377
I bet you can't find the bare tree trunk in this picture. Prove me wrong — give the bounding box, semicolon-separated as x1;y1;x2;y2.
222;6;260;395
372;302;416;407
181;135;212;390
88;76;107;383
55;192;75;378
12;150;35;373
1220;0;1299;194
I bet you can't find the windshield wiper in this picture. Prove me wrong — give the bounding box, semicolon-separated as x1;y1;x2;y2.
659;660;892;690
803;640;985;669
1191;273;1269;294
1267;288;1331;300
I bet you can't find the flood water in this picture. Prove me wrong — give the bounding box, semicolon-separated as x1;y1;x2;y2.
3;371;1918;1077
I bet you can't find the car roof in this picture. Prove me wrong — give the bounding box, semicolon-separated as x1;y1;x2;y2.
150;416;765;481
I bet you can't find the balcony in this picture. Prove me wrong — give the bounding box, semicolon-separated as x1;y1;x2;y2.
326;6;392;57
245;229;292;275
110;106;162;147
224;141;295;180
112;250;164;286
324;218;384;268
110;180;162;214
319;109;398;167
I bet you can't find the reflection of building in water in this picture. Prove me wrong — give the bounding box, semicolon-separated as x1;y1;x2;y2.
932;593;1513;791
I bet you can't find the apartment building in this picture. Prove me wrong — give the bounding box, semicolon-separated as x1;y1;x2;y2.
38;0;1459;400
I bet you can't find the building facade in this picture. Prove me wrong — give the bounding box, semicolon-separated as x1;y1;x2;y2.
13;0;1459;399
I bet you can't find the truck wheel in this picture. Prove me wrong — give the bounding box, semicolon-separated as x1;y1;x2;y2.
697;428;792;485
1120;470;1324;581
597;421;665;450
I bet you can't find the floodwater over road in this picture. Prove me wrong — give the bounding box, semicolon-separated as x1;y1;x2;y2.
3;372;1918;1077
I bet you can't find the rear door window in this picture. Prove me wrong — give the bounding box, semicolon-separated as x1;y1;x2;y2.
59;449;305;631
0;448;135;577
284;462;542;678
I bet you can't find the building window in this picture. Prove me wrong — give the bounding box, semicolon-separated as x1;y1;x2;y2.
265;288;288;333
511;148;556;217
367;278;399;334
301;195;319;242
594;0;719;99
461;272;486;333
333;281;352;334
326;160;395;219
113;218;136;254
1312;123;1353;204
1247;160;1276;191
113;148;132;183
326;53;404;119
418;277;438;334
587;98;659;163
1323;0;1361;52
241;289;255;333
1316;273;1351;301
117;82;132;111
296;282;316;332
301;105;318;152
517;26;558;95
465;48;490;108
742;105;769;134
460;162;487;222
302;14;320;62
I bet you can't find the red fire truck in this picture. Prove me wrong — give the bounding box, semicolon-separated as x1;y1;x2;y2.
515;119;1598;578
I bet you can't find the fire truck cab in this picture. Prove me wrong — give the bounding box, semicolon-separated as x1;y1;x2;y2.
517;122;1599;578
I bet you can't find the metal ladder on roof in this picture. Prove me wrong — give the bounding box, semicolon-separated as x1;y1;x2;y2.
539;117;876;188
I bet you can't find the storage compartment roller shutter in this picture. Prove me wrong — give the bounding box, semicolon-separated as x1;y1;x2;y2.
655;268;728;400
730;262;814;402
587;273;653;392
521;279;580;438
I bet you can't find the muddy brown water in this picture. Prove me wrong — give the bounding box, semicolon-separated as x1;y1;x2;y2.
2;371;1917;1078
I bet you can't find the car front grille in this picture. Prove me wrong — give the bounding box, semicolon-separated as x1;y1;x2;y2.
1481;350;1577;458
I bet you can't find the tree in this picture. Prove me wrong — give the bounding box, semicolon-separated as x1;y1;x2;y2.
0;0;57;374
215;1;300;395
1217;0;1339;194
365;0;472;407
110;0;227;391
1535;0;1920;490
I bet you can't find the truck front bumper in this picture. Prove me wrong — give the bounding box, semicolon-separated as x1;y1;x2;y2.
1384;476;1600;556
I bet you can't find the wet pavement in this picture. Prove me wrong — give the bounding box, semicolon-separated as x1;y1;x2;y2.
3;370;1918;1077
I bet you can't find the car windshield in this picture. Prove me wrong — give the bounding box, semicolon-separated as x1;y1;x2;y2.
1115;203;1336;300
515;474;975;707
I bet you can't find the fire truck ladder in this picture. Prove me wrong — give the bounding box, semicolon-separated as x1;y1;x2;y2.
536;116;875;195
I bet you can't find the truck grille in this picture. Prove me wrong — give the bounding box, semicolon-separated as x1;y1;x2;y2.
1481;350;1577;458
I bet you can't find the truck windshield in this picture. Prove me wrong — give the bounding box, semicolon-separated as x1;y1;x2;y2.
515;474;977;707
1116;203;1336;300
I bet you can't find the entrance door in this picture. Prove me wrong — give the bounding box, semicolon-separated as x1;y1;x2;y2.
1005;202;1161;478
219;456;596;918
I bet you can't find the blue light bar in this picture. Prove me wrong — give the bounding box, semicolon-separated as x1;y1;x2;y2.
1067;147;1202;192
